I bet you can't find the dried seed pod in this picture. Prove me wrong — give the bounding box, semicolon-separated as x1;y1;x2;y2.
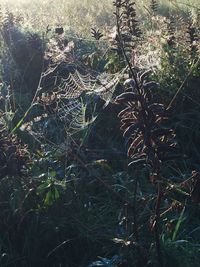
118;107;131;118
91;28;103;40
123;123;141;139
55;27;64;35
143;81;158;90
115;92;140;103
128;158;146;167
149;103;165;115
127;135;143;155
123;78;136;90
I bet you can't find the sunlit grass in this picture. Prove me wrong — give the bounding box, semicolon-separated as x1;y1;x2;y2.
0;0;199;36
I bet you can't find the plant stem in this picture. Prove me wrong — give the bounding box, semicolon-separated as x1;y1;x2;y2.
133;176;139;242
115;6;139;91
132;176;143;267
154;182;164;267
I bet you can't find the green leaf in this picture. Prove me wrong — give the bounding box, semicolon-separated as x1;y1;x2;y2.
44;188;60;206
49;170;56;178
172;206;185;241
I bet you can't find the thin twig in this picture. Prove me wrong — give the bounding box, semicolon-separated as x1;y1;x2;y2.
167;58;200;110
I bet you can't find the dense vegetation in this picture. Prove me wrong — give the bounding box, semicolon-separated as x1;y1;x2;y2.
0;0;200;266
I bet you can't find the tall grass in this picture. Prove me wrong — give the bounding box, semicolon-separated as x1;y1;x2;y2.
0;0;199;36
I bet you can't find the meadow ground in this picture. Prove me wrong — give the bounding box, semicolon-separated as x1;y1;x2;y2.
0;0;199;35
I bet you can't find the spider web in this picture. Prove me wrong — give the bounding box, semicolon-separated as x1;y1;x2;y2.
54;68;122;101
20;65;124;150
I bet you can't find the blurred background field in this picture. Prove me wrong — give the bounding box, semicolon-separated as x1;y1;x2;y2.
0;0;199;35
